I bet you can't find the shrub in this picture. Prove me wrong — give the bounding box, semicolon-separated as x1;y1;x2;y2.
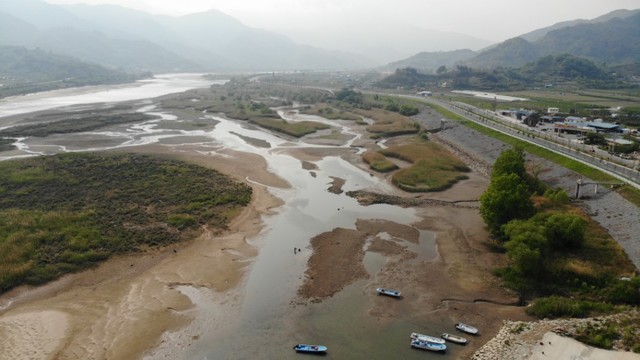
525;296;614;318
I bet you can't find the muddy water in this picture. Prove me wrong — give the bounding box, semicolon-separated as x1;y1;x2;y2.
0;77;453;359
0;73;218;119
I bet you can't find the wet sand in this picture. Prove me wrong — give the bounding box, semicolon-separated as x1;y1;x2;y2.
0;146;285;360
0;105;529;359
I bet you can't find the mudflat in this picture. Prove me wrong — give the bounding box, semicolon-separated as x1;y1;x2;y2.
0;103;529;359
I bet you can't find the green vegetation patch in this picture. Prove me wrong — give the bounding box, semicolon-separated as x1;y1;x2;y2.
379;138;470;192
251;118;330;138
300;104;362;121
0;113;157;138
0;138;15;152
525;296;614;318
0;152;252;292
362;150;398;172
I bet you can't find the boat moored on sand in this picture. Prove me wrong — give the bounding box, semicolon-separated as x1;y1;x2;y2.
376;287;401;298
455;322;479;335
410;332;446;344
410;339;447;352
441;332;468;344
293;344;328;354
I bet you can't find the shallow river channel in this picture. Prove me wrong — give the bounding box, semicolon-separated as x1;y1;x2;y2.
0;74;466;359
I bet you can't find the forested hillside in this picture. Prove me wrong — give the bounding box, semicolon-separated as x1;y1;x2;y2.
0;46;149;98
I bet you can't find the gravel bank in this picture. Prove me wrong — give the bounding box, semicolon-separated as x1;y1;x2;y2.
470;310;640;360
413;108;640;271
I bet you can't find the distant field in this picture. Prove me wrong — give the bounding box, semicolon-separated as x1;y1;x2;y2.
448;88;640;113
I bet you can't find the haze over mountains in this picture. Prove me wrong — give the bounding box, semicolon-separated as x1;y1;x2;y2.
387;9;640;73
0;0;638;76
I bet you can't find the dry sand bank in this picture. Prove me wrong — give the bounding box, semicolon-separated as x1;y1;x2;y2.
0;146;285;360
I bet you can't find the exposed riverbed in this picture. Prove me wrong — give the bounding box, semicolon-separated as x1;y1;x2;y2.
0;74;526;360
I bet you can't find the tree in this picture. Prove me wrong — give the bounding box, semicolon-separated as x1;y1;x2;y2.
584;132;606;145
480;173;535;239
542;213;587;249
437;65;447;74
492;147;526;180
504;237;544;277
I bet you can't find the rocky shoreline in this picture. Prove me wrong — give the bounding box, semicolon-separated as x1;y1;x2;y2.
471;310;640;360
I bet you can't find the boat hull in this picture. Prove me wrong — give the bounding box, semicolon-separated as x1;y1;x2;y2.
441;333;468;344
410;332;446;344
455;323;479;335
375;287;401;298
293;344;328;354
410;340;447;352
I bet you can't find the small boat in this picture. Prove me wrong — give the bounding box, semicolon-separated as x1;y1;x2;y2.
376;287;401;298
293;344;328;354
410;332;446;344
441;332;468;344
410;339;447;352
455;322;479;335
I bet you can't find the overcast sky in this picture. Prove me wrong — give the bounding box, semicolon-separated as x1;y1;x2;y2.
45;0;640;42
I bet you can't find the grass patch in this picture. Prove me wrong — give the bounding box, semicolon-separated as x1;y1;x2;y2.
0;113;157;138
525;296;614;318
362;150;398;172
353;108;420;138
378;138;470;192
0;152;252;292
251;118;330;137
0;138;15;151
300;104;362;121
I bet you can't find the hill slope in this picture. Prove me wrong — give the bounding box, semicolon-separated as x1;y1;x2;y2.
386;9;640;72
3;1;372;71
0;46;147;98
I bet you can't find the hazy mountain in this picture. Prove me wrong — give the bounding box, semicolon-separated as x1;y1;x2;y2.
0;45;145;98
0;0;94;31
279;20;493;64
375;54;613;91
385;9;640;72
520;8;640;42
58;3;375;70
535;12;640;65
466;37;539;69
30;28;202;72
0;3;203;72
383;49;477;73
0;11;40;46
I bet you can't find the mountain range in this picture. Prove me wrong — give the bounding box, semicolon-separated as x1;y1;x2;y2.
0;0;382;72
385;9;640;73
0;0;638;78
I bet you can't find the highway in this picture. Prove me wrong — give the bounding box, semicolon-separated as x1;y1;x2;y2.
411;95;640;190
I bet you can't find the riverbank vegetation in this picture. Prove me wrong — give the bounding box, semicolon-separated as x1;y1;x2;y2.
364;137;471;192
479;147;638;325
0;153;252;292
162;79;421;140
0;113;157;138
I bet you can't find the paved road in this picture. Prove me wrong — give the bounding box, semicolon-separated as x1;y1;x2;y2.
418;96;640;190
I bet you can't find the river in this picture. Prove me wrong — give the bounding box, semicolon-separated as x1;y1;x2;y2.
0;74;465;359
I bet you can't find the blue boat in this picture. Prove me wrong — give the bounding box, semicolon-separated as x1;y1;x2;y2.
410;339;447;352
293;344;328;354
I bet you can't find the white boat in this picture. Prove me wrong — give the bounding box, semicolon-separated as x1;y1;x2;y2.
376;287;401;298
410;339;447;352
292;344;328;354
410;332;445;344
455;322;479;335
441;332;468;344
